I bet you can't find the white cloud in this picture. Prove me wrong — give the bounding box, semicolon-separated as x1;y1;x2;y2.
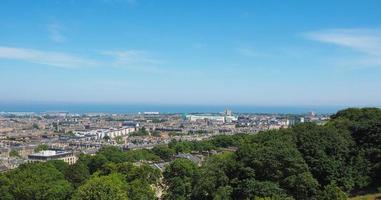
0;46;163;72
0;46;98;68
100;50;164;73
304;28;381;67
47;23;67;43
101;50;163;67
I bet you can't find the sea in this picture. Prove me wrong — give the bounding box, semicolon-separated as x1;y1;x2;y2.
0;103;354;114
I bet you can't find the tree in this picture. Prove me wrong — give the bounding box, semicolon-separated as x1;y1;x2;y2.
46;160;69;175
152;145;175;161
72;173;128;200
115;136;124;144
213;186;233;200
127;179;156;200
97;146;127;163
6;162;73;200
292;123;368;191
99;162;118;176
163;158;199;200
168;140;194;153
34;144;49;152
235;179;292;200
124;149;160;162
192;153;236;200
88;154;108;174
9;149;20;157
210;135;236;148
281;172;320;200
65;162;90;188
330;107;381;184
235;131;309;183
133;164;161;185
0;174;13;200
115;162;160;186
130;127;149;136
318;182;348;200
32;123;39;129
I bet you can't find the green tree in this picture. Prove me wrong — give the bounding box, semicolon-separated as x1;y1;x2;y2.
0;174;13;200
124;149;160;162
46;160;69;175
292;123;368;191
210;135;236;148
213;186;233;200
87;154;108;174
318;182;348;200
34;144;49;152
331;107;381;184
236;131;309;182
192;153;236;200
72;173;128;200
236;179;292;200
65;162;90;188
115;136;124;144
281;172;320;200
163;158;199;200
115;162;161;186
6;162;73;200
97;146;127;163
127;179;156;200
9;150;20;157
99;162;118;176
152;145;175;161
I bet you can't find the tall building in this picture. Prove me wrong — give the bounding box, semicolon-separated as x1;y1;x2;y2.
224;109;233;116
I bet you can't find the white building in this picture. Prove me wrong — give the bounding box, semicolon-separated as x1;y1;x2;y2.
28;150;77;165
186;115;238;123
76;127;135;140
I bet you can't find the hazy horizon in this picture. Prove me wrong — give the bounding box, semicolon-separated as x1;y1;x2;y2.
0;101;371;114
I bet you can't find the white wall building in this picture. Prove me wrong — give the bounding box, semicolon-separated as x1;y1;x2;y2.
28;150;77;165
186;115;238;123
76;127;135;140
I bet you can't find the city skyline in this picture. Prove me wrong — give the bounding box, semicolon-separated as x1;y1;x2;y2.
1;0;381;106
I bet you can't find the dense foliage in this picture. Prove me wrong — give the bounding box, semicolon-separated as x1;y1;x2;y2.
0;108;380;200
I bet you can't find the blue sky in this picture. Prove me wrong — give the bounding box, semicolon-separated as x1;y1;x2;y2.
1;0;381;106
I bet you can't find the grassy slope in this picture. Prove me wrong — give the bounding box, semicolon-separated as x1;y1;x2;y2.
350;193;381;200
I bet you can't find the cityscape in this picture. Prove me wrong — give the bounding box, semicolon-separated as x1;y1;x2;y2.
0;109;329;171
1;0;381;200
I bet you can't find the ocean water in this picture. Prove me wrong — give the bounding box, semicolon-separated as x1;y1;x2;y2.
0;103;350;114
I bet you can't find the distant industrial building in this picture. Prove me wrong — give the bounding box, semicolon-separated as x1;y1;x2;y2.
140;112;160;115
28;150;77;165
186;113;238;123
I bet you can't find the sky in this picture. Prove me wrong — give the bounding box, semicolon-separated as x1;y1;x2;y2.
1;0;381;106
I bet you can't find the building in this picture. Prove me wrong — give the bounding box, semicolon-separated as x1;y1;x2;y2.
187;115;226;122
141;112;160;115
224;109;232;116
75;126;135;139
186;114;238;123
28;150;77;165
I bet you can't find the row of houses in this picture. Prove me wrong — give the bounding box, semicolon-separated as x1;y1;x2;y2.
75;126;136;139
